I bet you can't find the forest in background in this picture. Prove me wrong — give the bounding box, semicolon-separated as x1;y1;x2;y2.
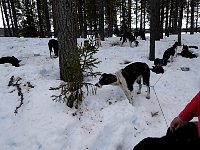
0;0;200;38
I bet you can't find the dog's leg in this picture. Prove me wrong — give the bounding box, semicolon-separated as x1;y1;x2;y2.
136;76;142;94
175;48;178;57
129;41;132;47
146;86;150;99
121;87;134;105
171;55;174;62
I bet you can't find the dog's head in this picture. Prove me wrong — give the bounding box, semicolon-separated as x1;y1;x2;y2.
95;73;117;88
182;45;189;51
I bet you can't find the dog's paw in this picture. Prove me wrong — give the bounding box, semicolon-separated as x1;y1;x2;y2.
146;95;150;99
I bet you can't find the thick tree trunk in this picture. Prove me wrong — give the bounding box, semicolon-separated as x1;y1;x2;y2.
54;0;82;82
149;0;160;61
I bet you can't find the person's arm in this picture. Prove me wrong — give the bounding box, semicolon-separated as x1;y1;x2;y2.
179;91;200;121
170;91;200;131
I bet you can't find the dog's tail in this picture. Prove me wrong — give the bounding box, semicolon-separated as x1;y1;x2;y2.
188;46;198;49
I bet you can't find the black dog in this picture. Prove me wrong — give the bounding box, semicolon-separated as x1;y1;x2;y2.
133;122;199;150
178;45;198;58
154;58;167;66
48;39;58;57
95;62;150;105
0;56;21;67
162;41;180;64
134;30;146;40
150;65;164;74
120;32;139;47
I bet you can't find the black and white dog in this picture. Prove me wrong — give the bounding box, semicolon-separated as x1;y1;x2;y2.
120;32;139;47
48;39;58;57
0;56;21;67
162;41;180;64
177;45;198;58
95;62;150;105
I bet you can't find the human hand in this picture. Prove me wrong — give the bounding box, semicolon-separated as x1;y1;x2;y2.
170;116;186;132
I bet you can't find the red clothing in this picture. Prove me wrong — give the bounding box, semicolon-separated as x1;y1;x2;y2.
179;91;200;138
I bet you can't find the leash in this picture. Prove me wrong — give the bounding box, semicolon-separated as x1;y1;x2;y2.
151;85;169;128
149;64;172;128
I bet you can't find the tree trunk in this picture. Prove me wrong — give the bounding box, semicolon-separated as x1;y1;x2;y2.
149;0;160;61
10;0;19;37
37;0;45;38
186;0;189;33
54;0;82;82
99;0;105;41
43;0;51;37
165;0;169;37
7;0;15;36
0;2;8;36
135;0;138;30
2;0;12;36
128;0;131;30
190;0;194;34
178;2;183;45
160;0;164;39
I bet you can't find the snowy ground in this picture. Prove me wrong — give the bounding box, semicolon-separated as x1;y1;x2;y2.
0;33;199;150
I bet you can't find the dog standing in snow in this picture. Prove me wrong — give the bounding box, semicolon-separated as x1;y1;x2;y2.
48;39;58;57
95;62;150;105
95;33;101;48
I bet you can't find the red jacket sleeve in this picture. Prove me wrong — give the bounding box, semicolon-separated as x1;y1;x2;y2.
179;91;200;122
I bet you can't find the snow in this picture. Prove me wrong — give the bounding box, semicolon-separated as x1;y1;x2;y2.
0;33;199;150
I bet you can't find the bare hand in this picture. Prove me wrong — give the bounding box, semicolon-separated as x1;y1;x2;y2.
170;116;186;132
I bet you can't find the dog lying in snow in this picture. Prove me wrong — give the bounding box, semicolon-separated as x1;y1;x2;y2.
177;45;198;58
0;56;21;67
95;62;150;105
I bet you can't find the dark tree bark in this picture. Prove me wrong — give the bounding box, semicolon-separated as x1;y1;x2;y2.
178;1;184;45
186;0;190;33
143;0;146;31
2;0;12;36
160;0;164;39
128;0;132;30
51;0;57;37
140;0;143;30
83;0;87;38
54;0;82;82
149;0;160;61
172;0;178;34
135;0;138;30
43;0;51;37
7;0;15;36
99;0;105;41
78;0;84;37
168;0;174;35
0;2;8;36
36;0;45;37
190;0;194;34
10;0;19;37
165;0;169;37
